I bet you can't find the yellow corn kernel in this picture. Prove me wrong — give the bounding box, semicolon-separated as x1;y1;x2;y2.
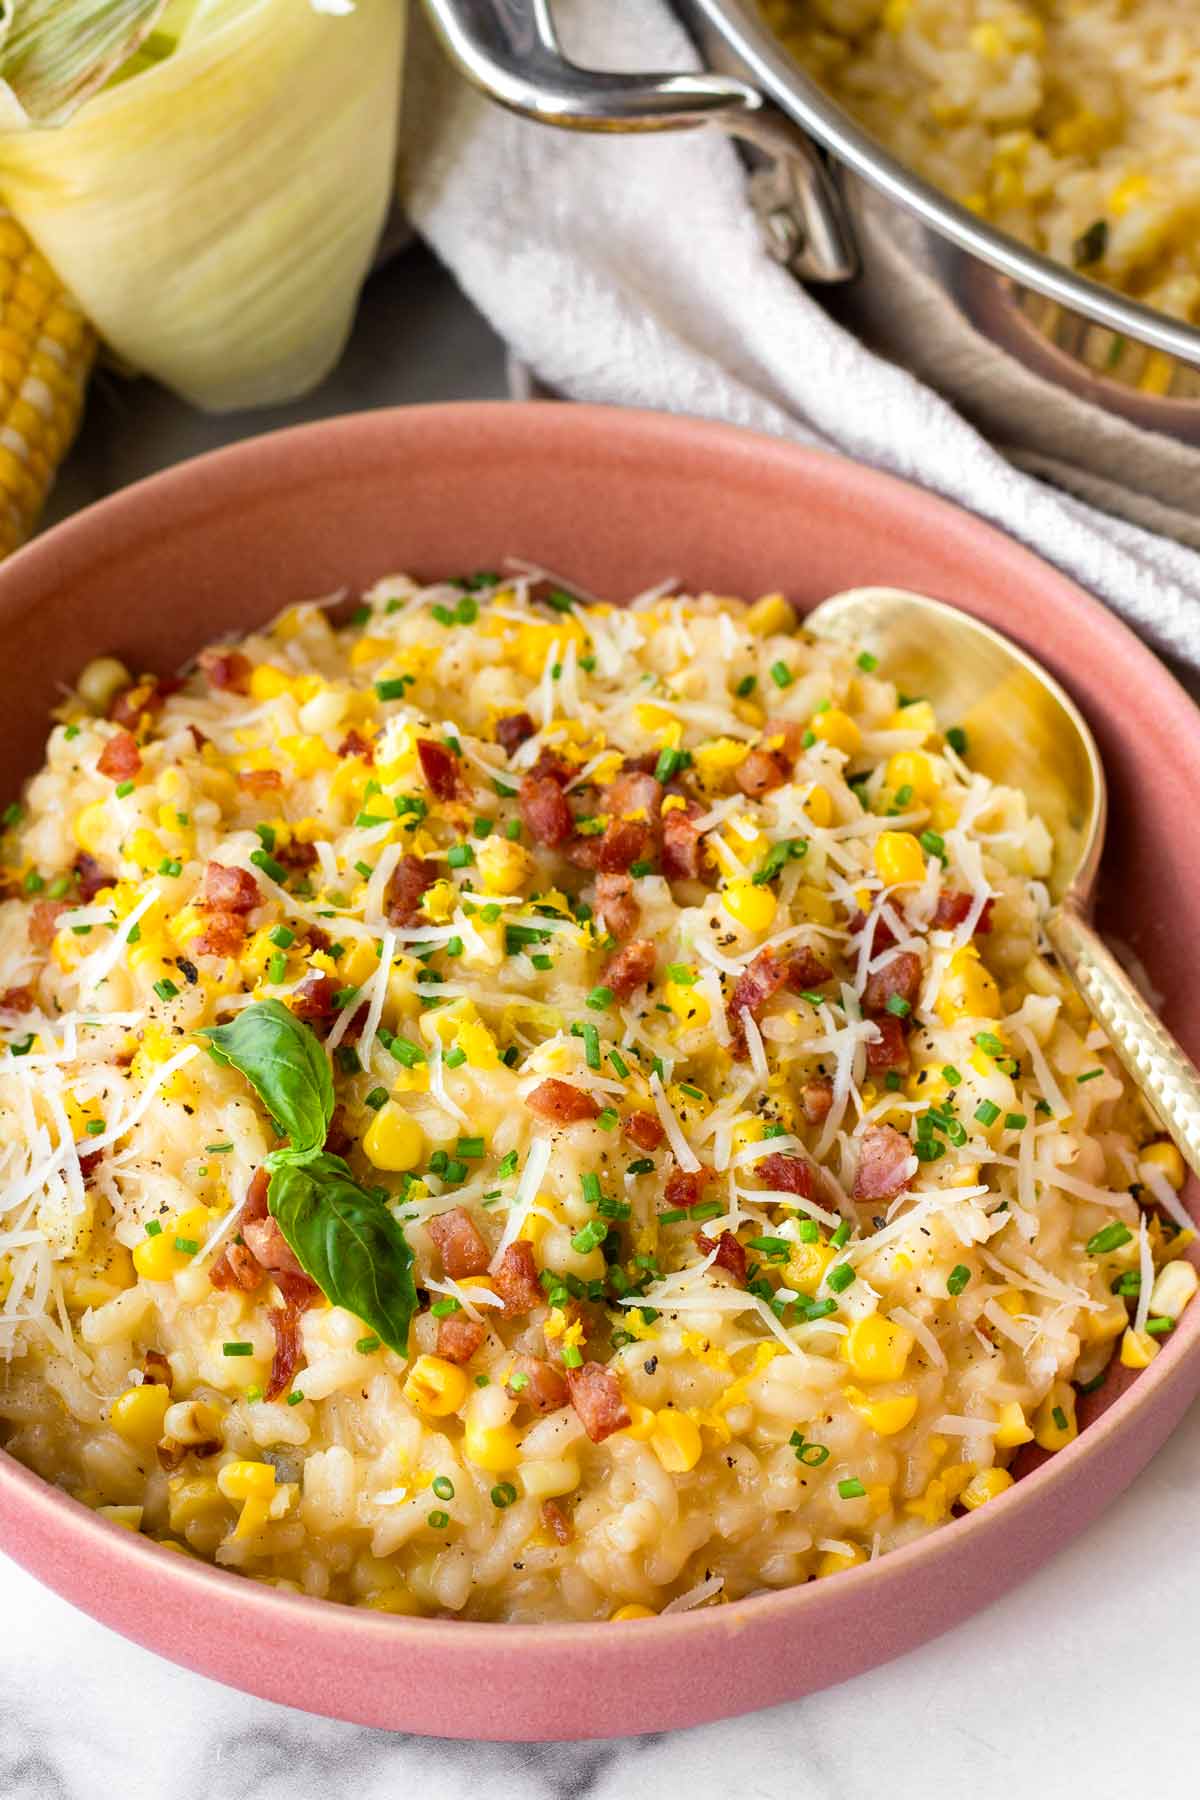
959;1467;1014;1510
795;883;834;927
722;879;777;933
248;664;293;702
995;1287;1026;1318
404;1355;470;1417
845;1314;915;1383
463;1419;524;1473
662;971;711;1029
631;702;679;739
109;1383;172;1451
817;1543;867;1577
811;707;861;755
166;1474;225;1534
420;878;458;924
476;838;533;896
1033;1382;1077;1452
278;734;338;777
619;1400;657;1442
1139;1140;1184;1190
733;696;764;729
969;20;1008;57
742;592;795;637
98;1504;144;1532
1149;1259;1199;1321
519;1456;581;1500
0;1255;10;1304
132;1218;199;1283
1082;1299;1130;1343
1108;173;1148;216
218;1458;277;1539
885;749;938;803
842;1386;918;1436
648;1409;703;1473
730;1117;765;1157
785;1240;836;1296
887;699;937;741
348;634;391;668
363;1102;425;1173
1120;1327;1159;1369
610;1603;657;1620
693;736;751;778
993;1401;1034;1449
873;830;926;888
799;784;833;829
935;945;1000;1024
883;0;909;27
363;1586;423;1615
74;801;115;859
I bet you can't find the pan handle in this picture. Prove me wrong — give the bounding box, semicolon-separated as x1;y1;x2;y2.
419;0;858;281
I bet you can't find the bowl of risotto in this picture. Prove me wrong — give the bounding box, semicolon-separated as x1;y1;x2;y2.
0;403;1197;1738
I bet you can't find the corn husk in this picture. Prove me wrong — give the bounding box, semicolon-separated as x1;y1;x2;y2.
0;0;406;410
0;0;167;127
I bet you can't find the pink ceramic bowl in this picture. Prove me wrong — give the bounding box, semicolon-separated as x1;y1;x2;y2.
0;403;1196;1739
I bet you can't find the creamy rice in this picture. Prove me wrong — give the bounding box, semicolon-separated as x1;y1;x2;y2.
0;569;1191;1623
764;1;1200;343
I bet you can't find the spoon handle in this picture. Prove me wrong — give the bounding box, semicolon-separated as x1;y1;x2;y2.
1045;901;1200;1181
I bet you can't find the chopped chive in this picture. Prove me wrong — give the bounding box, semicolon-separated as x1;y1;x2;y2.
735;674;757;697
356;1336;380;1355
596;1107;618;1131
1004;1112;1027;1131
838;1478;866;1500
947;1265;970;1295
286;1390;304;1406
447;842;474;869
457;1136;485;1160
1145;1316;1174;1336
432;1475;455;1501
941;1065;962;1086
856;651;878;672
826;1262;855;1293
497;1150;519;1179
1076;1068;1105;1084
443;1045;467;1069
1086;1222;1132;1255
580;1022;600;1069
885;993;911;1018
427;1510;450;1531
1052;1406;1069;1431
572;1220;608;1254
205;1142;233;1154
114;780;135;798
769;660;793;688
153;977;179;1002
974;1099;1001;1127
335;1045;362;1075
491;1482;517;1509
919;830;946;863
945;727;968;755
222;1342;254;1357
587;985;614;1010
390;1036;425;1068
974;1031;1005;1057
795;1441;830;1467
690;1200;723;1222
250;848;287;884
797;1219;820;1243
752;837;808;885
144;1219;163;1237
608;1047;630;1078
268;924;295;948
884;1070;902;1091
830;1219;851;1249
626;1158;655;1176
375;678;408;701
581;1171;603;1207
629;860;654;878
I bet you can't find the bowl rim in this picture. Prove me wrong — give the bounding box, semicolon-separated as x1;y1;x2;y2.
0;398;1197;1694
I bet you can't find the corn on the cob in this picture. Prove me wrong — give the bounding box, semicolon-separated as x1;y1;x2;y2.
0;207;93;557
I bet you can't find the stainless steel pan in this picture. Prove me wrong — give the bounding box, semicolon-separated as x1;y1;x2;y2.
421;0;1200;445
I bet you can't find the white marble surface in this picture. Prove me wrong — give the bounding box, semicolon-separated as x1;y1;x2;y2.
9;243;1200;1796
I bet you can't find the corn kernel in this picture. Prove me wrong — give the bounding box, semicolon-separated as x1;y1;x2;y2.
744;592;797;636
404;1355;470;1417
873;830;926;888
993;1401;1034;1449
935;945;1000;1024
802;784;833;828
1034;1381;1077;1451
664;972;712;1028
1120;1327;1159;1369
722;879;777;933
73;801;111;858
1139;1140;1184;1191
959;1467;1014;1510
610;1603;657;1620
363;1586;423;1614
995;1287;1026;1317
811;708;861;755
132;1230;189;1283
477;838;533;896
218;1459;277;1502
817;1543;867;1577
1149;1259;1198;1320
519;1456;581;1500
845;1314;914;1383
842;1385;918;1436
463;1419;524;1472
733;697;764;728
649;1409;703;1473
363;1102;425;1172
885;749;938;803
887;700;936;741
693;737;751;779
109;1383;171;1451
620;1400;657;1442
1082;1299;1130;1343
785;1240;836;1296
795;884;834;926
249;665;294;701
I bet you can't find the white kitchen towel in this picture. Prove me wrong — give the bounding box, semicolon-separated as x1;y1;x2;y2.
401;0;1200;671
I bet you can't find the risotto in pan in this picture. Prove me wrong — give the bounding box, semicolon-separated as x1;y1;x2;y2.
0;570;1193;1621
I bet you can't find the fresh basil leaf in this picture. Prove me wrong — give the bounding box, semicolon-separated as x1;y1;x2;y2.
267;1153;416;1355
200;998;333;1157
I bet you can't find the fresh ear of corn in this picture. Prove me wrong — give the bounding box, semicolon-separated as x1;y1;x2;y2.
0;207;93;556
0;0;406;412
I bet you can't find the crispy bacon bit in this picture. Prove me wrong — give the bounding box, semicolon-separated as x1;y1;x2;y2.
197;647;252;694
237;769;282;794
601;937;657;1000
566;1362;630;1443
437;1314;487;1364
541;1499;573;1545
663;1166;711;1212
624;1110;665;1152
336;728;375;763
495;711;536;756
596;816;653;875
862;951;923;1018
931;890;994;934
853;1124;914;1203
697;1228;748;1282
28;899;67;948
519;770;575;848
866;1013;910;1072
493;1240;544;1316
324;1104;352;1159
506;1354;568;1414
207;1238;263;1293
78;1149;103;1180
96;730;142;782
849;908;897;951
417;737;459;801
191;909;247;959
384;853;437;928
801;1076;835;1126
109;677;174;730
74;853;114;902
290;970;337;1026
141;1349;173;1389
735;745;790;799
243;1166;271;1224
594;872;639;940
764;717;807;760
728;944;832;1046
525;1079;601;1125
756;1152;813;1199
661;807;703;880
0;984;32;1011
242;1215;307;1279
604;769;661;821
202;862;260;913
265;1276;320;1402
428;1205;490;1278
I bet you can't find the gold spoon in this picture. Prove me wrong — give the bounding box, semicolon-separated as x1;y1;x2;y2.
805;585;1200;1178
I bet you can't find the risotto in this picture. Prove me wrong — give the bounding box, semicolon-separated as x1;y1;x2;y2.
763;1;1200;332
0;569;1193;1623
